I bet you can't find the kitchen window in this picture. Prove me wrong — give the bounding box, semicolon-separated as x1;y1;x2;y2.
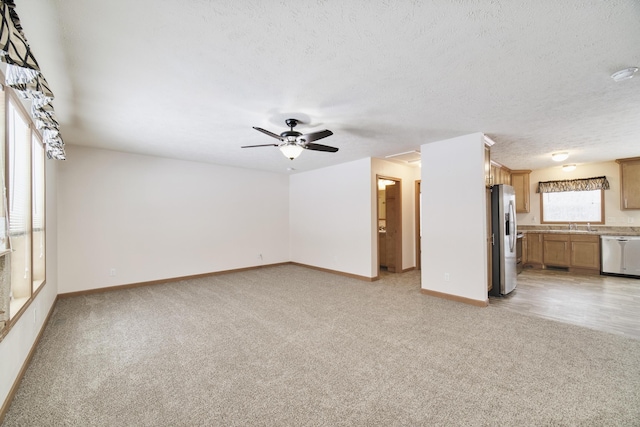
538;176;608;224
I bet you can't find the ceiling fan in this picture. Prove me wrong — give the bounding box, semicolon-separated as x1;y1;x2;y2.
242;118;338;160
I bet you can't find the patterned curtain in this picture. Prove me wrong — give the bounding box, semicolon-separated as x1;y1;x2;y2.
0;0;65;160
536;176;610;193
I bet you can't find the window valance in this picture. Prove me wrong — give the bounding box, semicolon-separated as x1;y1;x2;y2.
0;0;65;159
536;176;610;193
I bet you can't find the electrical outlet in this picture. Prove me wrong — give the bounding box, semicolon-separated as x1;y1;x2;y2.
629;218;635;224
109;268;116;277
444;273;450;281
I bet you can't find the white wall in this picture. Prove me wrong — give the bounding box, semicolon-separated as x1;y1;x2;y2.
58;146;290;293
0;160;59;412
517;160;640;226
289;158;374;278
371;159;421;272
421;133;488;303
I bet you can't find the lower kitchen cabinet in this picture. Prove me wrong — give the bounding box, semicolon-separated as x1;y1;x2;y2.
523;232;601;274
524;233;543;266
570;235;600;270
543;234;571;267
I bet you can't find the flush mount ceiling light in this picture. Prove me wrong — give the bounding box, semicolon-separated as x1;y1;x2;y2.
611;67;638;82
551;152;569;162
562;164;577;172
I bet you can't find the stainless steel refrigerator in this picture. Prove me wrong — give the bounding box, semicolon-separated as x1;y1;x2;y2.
490;184;517;296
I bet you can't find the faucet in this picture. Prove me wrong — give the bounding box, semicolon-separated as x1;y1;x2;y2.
587;222;591;232
569;223;575;230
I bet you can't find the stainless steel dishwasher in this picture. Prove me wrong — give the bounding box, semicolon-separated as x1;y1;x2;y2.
601;235;640;278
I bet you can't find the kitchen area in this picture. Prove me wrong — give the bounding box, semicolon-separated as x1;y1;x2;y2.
487;154;640;340
518;225;640;277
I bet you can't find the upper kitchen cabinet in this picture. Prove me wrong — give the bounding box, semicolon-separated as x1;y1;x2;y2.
616;157;640;210
484;141;492;188
490;161;511;186
510;170;531;213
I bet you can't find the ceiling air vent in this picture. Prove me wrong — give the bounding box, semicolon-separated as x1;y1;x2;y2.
385;150;421;165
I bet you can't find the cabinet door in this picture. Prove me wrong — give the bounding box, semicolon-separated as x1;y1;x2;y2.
526;233;543;265
543;234;570;267
570;236;600;270
618;158;640;210
501;168;511;185
485;145;492;188
511;171;531;213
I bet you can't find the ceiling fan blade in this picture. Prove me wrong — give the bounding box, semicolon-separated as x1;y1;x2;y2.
253;127;283;140
241;143;279;148
300;129;333;143
304;143;339;153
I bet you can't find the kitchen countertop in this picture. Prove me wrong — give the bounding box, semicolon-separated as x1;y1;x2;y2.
518;225;640;237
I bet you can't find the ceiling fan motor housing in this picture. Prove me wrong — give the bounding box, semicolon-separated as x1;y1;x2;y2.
281;130;302;140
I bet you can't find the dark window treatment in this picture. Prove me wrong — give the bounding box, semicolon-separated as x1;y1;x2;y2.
536;176;610;193
0;0;65;160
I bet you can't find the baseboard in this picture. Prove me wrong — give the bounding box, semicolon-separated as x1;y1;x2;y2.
289;262;377;282
0;295;58;424
58;263;291;298
420;288;488;307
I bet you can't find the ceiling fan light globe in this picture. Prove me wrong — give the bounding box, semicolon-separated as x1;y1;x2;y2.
280;144;303;160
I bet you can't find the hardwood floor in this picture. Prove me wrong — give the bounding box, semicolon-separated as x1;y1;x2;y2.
489;268;640;340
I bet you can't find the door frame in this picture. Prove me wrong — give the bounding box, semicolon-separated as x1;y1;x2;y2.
376;175;402;275
415;180;421;270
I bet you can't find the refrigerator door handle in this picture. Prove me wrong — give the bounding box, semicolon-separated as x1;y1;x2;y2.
508;200;516;252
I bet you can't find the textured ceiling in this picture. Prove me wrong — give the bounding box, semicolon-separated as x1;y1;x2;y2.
17;0;640;173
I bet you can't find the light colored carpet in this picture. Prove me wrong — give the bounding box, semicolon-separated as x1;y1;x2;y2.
3;265;639;426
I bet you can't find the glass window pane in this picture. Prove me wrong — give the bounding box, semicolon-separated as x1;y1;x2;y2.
541;189;602;223
8;100;32;318
0;88;7;330
32;134;45;292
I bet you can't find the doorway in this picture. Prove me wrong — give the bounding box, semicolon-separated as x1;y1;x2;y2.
377;176;402;273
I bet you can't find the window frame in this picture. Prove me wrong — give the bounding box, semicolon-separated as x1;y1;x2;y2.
32;131;46;293
540;188;605;225
6;92;33;320
0;82;48;340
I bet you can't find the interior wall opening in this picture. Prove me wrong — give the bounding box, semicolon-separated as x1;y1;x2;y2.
377;176;402;274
